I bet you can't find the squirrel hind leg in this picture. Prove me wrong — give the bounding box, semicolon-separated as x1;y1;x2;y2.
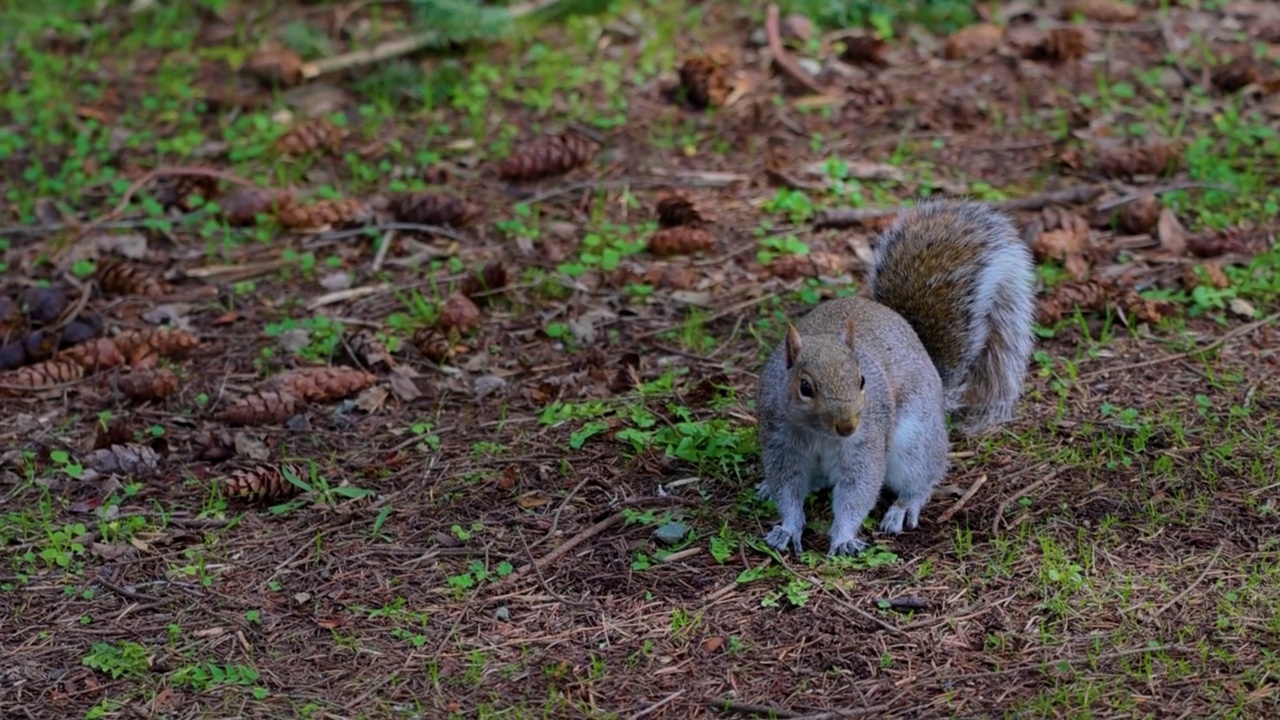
880;401;947;534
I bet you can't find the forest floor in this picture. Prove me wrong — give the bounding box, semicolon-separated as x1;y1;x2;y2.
2;0;1280;718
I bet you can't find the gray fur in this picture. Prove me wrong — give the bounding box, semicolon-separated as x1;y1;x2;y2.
756;199;1034;555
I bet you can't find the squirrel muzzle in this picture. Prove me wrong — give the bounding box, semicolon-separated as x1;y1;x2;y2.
830;411;859;438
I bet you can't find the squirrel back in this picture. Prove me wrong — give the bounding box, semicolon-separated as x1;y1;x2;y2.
867;199;1036;434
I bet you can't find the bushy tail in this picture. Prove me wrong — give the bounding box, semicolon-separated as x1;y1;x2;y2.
868;199;1036;435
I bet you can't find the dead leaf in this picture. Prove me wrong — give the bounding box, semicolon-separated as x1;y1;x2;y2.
354;385;389;413
702;636;724;653
233;432;271;461
1229;297;1257;318
90;542;133;560
944;22;1004;60
1156;208;1188;255
387;366;422;402
518;493;550;509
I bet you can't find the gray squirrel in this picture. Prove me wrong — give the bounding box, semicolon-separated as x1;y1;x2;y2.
754;199;1036;555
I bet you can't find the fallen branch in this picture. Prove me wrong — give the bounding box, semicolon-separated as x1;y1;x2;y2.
936;474;987;523
629;689;686;720
300;0;562;80
765;3;829;96
504;511;623;583
991;469;1059;535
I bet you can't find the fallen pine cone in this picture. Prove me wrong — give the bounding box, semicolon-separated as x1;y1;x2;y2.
1026;27;1087;64
275;198;374;230
244;46;304;87
413;327;455;364
97;258;174;298
220;186;292;226
655;193;707;229
388;192;480;228
345;330;395;370
1118;193;1161;235
1182;262;1231;291
1093;140;1180;179
840;33;890;67
218;465;303;502
765;251;846;280
161;174;220;212
264;366;378;403
112;327;199;368
215;390;301;426
118;367;180;401
677;55;730;109
459;262;510;303
58;337;127;371
436;293;481;334
648;226;715;256
498;129;601;182
0;358;85;395
87;443;161;478
276;118;344;156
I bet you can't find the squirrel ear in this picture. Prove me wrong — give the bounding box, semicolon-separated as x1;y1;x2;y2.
784;324;802;368
841;318;856;351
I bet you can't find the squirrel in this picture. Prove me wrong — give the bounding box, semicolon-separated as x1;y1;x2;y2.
754;198;1036;556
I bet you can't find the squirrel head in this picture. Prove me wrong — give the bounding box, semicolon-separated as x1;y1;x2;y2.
782;319;866;438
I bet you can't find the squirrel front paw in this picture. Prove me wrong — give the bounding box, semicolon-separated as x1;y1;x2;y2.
763;525;802;554
828;536;869;557
754;481;772;500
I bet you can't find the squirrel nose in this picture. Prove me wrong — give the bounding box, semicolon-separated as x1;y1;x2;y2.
834;418;857;437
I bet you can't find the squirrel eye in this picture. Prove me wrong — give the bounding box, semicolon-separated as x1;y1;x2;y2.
799;378;814;398
859;375;866;390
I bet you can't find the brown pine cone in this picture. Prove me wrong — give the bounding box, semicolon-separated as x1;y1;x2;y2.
435;294;481;333
1093;140;1180;178
655;193;706;229
0;358;85;395
276;118;344;156
345;330;395;370
678;55;730;109
58;337;127;371
1026;27;1087;64
219;464;303;502
264;366;378;403
220;187;292;226
648;226;715;256
275;198;374;230
498;129;601;182
413;327;454;364
97;258;175;298
1036;279;1114;324
765;251;846;280
118;368;180;401
113;327;199;367
172;174;220;211
459;262;510;303
388;192;480;228
215;390;301;425
840;33;890;67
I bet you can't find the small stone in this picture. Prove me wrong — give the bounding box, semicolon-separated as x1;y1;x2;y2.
653;522;688;545
494;606;511;621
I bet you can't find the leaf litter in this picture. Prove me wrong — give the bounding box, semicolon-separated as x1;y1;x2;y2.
2;1;1280;718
